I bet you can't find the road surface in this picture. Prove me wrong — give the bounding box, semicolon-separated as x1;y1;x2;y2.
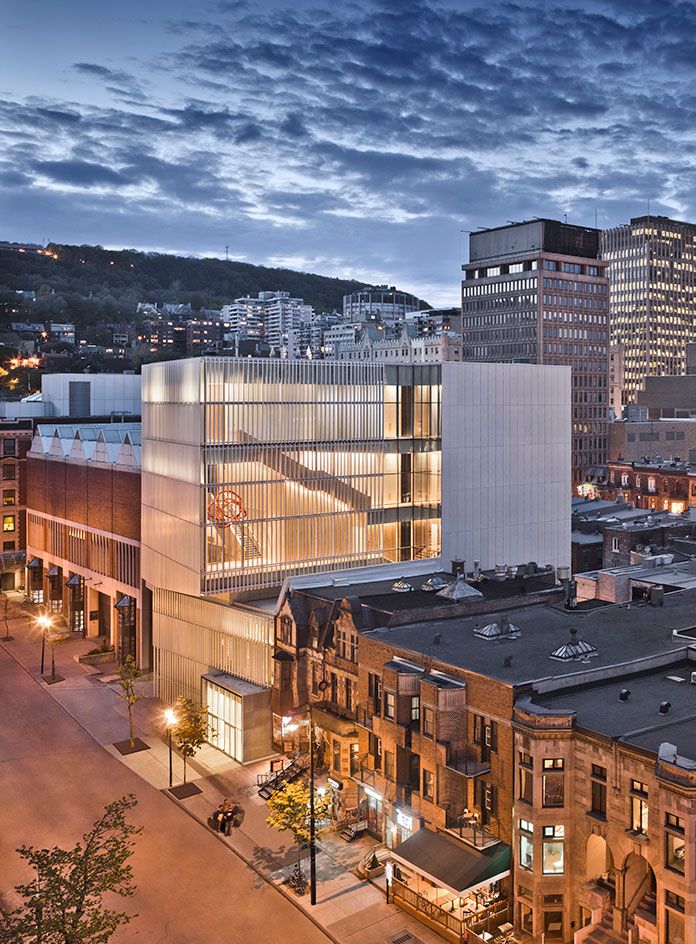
0;642;330;944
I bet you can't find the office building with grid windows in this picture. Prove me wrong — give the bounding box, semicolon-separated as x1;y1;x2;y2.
601;215;696;405
461;219;609;487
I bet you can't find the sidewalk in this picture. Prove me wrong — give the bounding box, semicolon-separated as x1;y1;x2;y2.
1;601;443;944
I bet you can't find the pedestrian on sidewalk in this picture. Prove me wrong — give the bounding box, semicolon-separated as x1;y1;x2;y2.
221;798;234;835
212;802;226;833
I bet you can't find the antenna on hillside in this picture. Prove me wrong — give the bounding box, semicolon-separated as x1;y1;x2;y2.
225;244;229;262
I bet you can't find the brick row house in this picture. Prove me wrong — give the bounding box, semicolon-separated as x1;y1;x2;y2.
26;423;147;666
273;565;696;944
602;460;696;515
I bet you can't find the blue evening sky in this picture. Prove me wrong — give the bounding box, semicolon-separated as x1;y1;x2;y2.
1;0;694;305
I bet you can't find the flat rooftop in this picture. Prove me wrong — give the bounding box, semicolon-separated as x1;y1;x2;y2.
532;659;696;761
369;589;696;687
297;567;558;616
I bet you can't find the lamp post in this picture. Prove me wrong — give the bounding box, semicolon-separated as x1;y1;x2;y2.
164;708;177;789
36;612;52;676
309;701;317;905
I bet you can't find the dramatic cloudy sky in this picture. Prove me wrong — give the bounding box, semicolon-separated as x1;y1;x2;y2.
2;0;695;304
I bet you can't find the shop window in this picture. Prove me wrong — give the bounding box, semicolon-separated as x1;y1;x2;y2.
2;515;15;533
384;691;395;720
384;749;395;781
422;706;434;738
542;825;564;875
2;490;14;506
332;739;341;772
3;439;15;456
542;759;564;807
2;463;15;481
422;768;434;801
630;780;648;833
519;820;533;870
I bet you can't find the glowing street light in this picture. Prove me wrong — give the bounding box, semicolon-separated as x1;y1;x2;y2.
35;612;53;676
164;709;178;789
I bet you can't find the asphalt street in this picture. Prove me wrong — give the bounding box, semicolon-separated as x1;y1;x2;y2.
0;641;330;944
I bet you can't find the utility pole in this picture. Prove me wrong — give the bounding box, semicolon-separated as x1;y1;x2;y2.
309;701;317;905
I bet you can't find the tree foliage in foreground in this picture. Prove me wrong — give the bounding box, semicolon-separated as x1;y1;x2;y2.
265;780;332;875
0;795;141;944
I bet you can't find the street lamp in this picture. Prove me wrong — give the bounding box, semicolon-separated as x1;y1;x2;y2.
164;708;178;789
308;701;317;906
36;613;53;676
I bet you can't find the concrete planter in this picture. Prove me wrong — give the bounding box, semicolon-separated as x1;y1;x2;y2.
78;649;116;666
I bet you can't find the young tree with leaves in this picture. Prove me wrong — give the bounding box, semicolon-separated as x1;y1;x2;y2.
171;697;209;785
0;794;141;944
265;780;332;883
116;655;142;748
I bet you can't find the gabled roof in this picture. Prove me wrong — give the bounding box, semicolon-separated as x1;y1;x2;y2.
29;423;141;470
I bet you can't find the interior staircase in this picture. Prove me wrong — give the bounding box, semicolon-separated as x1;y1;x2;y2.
231;521;262;561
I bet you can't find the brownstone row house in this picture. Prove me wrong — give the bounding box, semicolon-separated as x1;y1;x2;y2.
274;564;696;944
602;459;696;514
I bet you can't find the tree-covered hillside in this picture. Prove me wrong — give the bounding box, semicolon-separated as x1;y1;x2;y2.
0;243;413;326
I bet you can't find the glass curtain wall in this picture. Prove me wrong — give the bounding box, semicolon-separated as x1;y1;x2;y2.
200;359;442;593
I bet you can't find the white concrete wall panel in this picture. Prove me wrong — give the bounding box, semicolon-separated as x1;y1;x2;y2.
441;362;570;571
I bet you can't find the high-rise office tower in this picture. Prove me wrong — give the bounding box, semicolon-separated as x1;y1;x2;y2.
461;219;609;487
601;215;696;404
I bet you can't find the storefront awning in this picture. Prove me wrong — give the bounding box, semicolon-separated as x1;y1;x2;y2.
47;566;60;577
114;595;133;609
65;574;82;587
390;829;510;896
27;557;42;570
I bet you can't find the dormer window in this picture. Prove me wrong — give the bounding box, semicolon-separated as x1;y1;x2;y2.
279;616;293;645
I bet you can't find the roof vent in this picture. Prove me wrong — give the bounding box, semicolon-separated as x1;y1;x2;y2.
436;575;484;601
619;688;630;702
420;575;449;593
503;655;513;668
391;577;414;593
659;701;671;715
474;614;521;640
549;626;599;662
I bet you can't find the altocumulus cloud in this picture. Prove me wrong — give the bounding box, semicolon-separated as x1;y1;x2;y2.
3;0;696;302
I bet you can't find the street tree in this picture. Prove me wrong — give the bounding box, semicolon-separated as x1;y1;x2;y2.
171;697;209;784
265;780;332;884
116;656;142;748
0;794;141;944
